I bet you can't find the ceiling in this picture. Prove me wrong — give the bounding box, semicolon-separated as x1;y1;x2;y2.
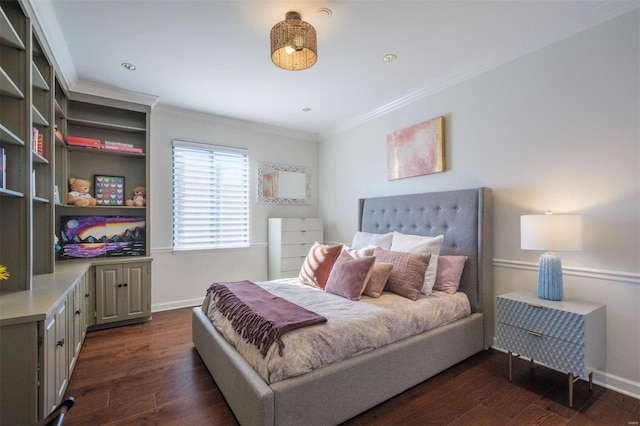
32;0;636;139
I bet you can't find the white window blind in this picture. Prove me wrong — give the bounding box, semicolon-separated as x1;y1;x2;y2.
172;140;249;250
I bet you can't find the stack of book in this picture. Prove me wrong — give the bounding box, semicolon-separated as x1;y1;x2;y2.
67;136;101;148
101;140;143;154
32;127;43;156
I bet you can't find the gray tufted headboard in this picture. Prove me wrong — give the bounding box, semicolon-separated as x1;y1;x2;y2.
359;188;493;337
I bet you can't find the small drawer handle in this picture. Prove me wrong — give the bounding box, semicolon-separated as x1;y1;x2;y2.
527;302;544;308
527;330;543;337
56;338;65;347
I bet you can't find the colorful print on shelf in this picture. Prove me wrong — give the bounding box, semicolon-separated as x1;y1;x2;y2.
59;216;145;260
94;175;125;206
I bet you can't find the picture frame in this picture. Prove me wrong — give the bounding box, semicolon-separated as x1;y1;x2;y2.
94;175;125;206
386;116;445;180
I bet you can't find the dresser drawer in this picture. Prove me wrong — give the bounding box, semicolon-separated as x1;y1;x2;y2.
280;218;323;232
497;297;585;345
281;230;323;245
496;323;587;377
281;256;306;271
281;243;314;258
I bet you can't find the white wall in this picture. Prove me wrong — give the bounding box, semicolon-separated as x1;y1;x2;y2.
318;11;639;398
149;105;318;310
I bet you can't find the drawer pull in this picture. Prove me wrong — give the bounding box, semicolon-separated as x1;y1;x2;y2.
527;330;543;337
527;302;544;308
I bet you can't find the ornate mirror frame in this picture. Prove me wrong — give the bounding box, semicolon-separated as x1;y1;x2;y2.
257;162;311;205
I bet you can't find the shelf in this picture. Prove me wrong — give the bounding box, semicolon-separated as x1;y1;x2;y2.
55;99;65;118
0;7;24;50
33;196;49;204
67;145;145;158
57;204;146;210
67;117;146;134
32;105;49;127
0;123;24;146
32;63;50;91
33;151;48;164
0;66;24;99
0;187;24;198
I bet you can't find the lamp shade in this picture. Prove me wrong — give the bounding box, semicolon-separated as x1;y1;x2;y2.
521;214;582;252
270;11;317;71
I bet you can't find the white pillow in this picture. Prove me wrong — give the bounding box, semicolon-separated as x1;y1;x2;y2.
351;231;393;250
390;231;444;295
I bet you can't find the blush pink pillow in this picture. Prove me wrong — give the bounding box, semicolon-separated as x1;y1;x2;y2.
325;251;376;300
299;242;343;289
373;247;430;301
433;255;468;294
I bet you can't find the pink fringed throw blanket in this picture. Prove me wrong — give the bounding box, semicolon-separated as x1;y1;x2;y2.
206;280;327;357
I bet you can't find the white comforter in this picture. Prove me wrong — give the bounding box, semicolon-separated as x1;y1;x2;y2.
202;278;471;384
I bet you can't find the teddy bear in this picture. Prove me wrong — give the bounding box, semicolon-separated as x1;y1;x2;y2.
67;177;97;207
125;186;146;206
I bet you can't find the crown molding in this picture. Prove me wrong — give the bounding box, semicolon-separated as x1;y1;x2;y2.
153;104;318;142
70;80;160;107
319;1;639;140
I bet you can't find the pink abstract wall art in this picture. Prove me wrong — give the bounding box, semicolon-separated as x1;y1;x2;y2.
386;116;445;180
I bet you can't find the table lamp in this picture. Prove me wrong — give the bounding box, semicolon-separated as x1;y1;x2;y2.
521;211;582;301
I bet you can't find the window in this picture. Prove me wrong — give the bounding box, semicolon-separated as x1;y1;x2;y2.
172;140;249;250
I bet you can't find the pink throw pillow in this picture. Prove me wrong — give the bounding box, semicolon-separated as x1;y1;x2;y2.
433;255;468;294
362;262;394;298
299;242;343;289
325;251;376;300
373;247;430;301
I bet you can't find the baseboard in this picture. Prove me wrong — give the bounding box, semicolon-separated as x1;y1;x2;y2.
152;298;203;312
491;346;640;401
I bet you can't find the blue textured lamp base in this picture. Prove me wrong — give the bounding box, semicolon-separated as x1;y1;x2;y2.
537;252;563;301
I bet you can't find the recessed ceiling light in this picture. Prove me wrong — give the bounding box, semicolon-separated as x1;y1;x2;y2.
121;62;136;71
302;107;312;112
383;54;397;63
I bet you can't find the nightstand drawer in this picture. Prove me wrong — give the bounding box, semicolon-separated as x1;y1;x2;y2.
496;323;587;377
497;297;585;345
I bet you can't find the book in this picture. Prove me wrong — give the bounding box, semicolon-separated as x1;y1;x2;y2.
67;136;101;148
100;143;143;154
54;184;60;204
0;148;5;189
37;134;43;155
104;140;135;148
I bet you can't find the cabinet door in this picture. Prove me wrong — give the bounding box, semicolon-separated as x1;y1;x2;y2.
95;262;151;324
43;301;68;413
121;262;151;319
95;264;121;324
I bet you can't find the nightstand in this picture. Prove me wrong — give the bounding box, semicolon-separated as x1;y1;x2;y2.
495;291;606;407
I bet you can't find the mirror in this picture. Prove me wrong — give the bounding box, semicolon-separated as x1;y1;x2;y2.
257;162;310;205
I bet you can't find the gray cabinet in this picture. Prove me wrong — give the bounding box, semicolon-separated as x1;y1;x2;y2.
0;263;88;425
95;261;151;325
268;218;323;279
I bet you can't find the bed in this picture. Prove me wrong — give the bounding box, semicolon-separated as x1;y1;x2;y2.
192;187;493;426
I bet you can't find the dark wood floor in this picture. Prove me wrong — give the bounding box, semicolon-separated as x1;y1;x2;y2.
64;308;639;425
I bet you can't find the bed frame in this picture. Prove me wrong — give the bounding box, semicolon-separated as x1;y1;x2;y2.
192;187;493;425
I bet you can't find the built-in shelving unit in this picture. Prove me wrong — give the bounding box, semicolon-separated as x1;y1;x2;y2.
0;1;152;422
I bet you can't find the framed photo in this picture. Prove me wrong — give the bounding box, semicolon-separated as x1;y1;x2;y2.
94;175;125;206
53;184;60;204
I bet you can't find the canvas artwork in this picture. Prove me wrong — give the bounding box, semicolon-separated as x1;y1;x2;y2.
58;215;145;260
94;175;125;205
386;116;445;180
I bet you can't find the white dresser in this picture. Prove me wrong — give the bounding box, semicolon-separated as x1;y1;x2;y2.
495;291;606;407
268;218;323;280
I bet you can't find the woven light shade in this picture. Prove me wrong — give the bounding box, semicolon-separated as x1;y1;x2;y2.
270;11;317;71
